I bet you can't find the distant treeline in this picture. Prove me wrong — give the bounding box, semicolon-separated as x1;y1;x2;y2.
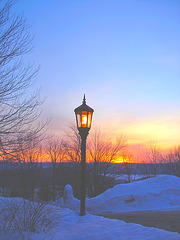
0;161;179;202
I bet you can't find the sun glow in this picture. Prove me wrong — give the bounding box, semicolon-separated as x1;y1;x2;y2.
112;156;133;164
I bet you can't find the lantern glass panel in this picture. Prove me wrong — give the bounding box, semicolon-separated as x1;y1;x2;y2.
81;111;88;127
88;112;92;128
77;112;81;128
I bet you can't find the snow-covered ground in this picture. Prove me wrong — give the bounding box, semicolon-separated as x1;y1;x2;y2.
55;175;180;213
1;201;179;240
0;175;180;239
107;173;147;182
32;207;180;240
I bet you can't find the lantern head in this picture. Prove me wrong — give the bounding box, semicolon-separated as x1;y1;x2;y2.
74;94;94;136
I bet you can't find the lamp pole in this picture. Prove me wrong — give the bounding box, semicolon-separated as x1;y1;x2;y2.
74;95;94;216
80;131;87;216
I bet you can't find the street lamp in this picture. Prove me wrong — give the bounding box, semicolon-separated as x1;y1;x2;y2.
74;94;94;216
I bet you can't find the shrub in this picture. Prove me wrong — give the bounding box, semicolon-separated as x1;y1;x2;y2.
37;183;53;202
0;198;58;239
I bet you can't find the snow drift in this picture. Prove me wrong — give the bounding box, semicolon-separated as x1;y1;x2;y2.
87;175;180;213
55;175;180;213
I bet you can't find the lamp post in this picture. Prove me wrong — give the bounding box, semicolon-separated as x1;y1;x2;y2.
74;94;94;216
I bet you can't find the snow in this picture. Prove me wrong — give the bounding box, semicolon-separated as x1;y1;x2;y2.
42;208;180;240
87;175;180;213
0;175;180;239
107;173;148;182
54;175;180;213
15;206;180;240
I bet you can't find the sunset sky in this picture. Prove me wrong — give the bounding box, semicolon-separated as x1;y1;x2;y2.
16;0;180;155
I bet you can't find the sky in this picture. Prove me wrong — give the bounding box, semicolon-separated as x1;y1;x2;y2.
16;0;180;155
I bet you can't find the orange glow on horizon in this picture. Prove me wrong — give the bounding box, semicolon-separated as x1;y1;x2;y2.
111;156;134;164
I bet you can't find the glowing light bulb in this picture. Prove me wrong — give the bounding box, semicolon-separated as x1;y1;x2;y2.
82;115;87;126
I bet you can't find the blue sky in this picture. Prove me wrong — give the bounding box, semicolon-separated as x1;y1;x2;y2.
16;0;180;150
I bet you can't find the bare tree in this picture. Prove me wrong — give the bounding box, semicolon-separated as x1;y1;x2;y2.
137;150;152;178
64;125;81;164
63;126;126;197
10;133;43;199
87;128;126;196
0;0;46;158
63;125;81;195
46;138;65;201
122;151;134;183
0;131;43;199
164;145;180;177
145;140;162;177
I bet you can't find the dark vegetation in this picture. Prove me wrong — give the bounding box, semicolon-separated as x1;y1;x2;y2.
0;162;116;201
0;159;179;202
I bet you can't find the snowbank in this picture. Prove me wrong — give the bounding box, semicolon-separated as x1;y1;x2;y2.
54;175;180;213
87;175;180;213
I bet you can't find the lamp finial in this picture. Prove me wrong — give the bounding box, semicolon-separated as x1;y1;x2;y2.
83;94;86;104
